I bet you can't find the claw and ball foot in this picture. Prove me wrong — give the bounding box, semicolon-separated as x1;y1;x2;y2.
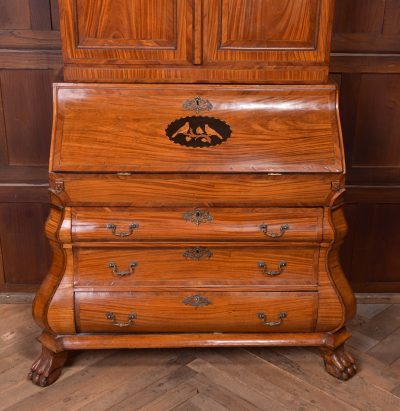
321;343;357;381
28;346;68;387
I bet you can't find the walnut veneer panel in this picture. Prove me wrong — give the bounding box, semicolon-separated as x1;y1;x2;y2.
51;84;343;173
74;246;319;288
205;0;332;64
50;173;338;207
71;207;323;243
60;0;190;64
75;291;318;333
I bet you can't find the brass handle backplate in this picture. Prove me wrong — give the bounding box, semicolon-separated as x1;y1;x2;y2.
183;294;212;307
258;261;287;276
106;223;139;238
260;224;289;238
108;261;138;277
257;312;287;327
105;312;137;327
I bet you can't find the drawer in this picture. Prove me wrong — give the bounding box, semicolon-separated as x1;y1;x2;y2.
51;84;343;174
75;291;318;333
50;173;337;207
74;246;319;288
72;207;323;243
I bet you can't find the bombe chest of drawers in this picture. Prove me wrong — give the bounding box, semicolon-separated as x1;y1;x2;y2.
29;0;357;386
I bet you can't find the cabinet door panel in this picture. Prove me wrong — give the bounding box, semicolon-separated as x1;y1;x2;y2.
205;0;333;68
60;0;192;64
220;0;319;49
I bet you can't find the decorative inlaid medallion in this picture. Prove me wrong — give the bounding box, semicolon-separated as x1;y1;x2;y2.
166;116;232;148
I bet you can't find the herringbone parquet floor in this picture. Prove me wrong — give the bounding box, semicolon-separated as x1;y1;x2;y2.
1;303;399;411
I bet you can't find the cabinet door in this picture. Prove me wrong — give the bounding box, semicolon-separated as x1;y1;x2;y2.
59;0;192;66
203;0;334;81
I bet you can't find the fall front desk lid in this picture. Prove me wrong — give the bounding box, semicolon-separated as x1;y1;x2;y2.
51;84;343;174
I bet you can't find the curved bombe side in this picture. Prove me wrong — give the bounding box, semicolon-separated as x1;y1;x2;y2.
318;189;357;380
327;190;357;325
32;204;66;331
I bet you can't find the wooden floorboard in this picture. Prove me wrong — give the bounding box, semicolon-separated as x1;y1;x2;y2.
0;303;399;411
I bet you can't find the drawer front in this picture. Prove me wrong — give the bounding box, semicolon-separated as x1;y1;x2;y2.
51;174;337;207
75;291;318;333
74;246;319;288
51;84;342;174
72;207;323;243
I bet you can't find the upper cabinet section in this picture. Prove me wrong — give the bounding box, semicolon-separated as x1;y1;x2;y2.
59;0;335;83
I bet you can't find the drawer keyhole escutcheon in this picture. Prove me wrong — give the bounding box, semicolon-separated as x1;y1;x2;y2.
106;223;139;238
258;261;287;276
257;312;287;327
183;294;212;307
106;312;137;327
108;261;138;277
183;96;213;114
260;223;289;238
183;247;213;260
183;209;213;225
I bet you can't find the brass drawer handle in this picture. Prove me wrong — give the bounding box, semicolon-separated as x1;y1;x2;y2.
106;223;139;238
257;312;287;327
183;294;212;307
183;209;213;225
183;247;213;260
260;223;289;238
108;261;138;277
106;312;137;327
258;261;287;276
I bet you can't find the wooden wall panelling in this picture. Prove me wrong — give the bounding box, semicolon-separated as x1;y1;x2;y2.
0;0;61;291
339;73;400;186
332;0;400;52
333;0;400;293
0;70;55;167
0;202;51;288
349;203;400;292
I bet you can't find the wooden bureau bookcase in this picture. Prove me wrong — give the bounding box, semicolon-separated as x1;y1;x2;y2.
29;0;357;386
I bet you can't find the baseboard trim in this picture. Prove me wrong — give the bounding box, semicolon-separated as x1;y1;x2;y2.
1;292;400;305
0;292;35;304
355;293;400;304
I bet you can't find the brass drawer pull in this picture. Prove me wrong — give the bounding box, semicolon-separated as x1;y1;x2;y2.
108;261;138;277
183;247;213;260
106;223;139;238
258;261;287;276
106;312;137;327
183;294;212;307
257;312;287;327
259;223;289;238
183;209;213;225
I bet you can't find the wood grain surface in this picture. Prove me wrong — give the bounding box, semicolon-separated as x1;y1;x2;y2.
50;173;339;207
73;245;320;288
51;84;343;173
71;207;323;243
75;291;318;333
58;0;334;83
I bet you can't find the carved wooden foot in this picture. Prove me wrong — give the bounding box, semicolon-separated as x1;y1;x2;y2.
28;346;68;387
321;343;357;381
